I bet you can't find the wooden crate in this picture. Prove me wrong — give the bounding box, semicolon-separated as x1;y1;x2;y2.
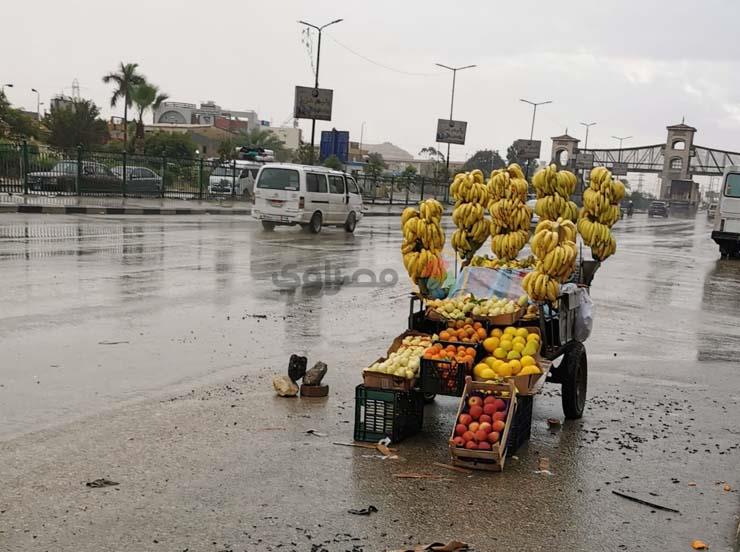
361;330;432;392
448;379;517;472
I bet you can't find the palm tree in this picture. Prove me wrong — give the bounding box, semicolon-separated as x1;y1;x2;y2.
237;128;289;161
102;62;145;148
130;82;169;152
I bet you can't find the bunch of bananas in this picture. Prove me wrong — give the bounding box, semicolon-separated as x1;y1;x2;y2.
401;199;446;283
523;218;578;302
469;254;536;270
532;164;579;221
486;164;532;261
450;170;491;260
577;166;625;261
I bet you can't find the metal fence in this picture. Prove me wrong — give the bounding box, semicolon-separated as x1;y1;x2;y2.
0;142;452;205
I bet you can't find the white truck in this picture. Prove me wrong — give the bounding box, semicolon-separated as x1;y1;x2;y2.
711;165;740;258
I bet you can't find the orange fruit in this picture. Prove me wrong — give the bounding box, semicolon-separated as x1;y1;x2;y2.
473;321;483;330
476;327;487;339
439;330;451;341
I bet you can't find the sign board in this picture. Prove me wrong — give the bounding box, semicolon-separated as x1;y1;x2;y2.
611;162;628;176
512;139;542;160
575;153;594;169
436;119;467;145
320;130;350;163
294;86;333;121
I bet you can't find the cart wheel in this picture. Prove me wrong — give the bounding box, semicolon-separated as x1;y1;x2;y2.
423;393;436;404
561;341;587;419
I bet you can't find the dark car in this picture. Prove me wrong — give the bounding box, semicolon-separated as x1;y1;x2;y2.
111;165;163;195
27;161;121;194
648;201;669;217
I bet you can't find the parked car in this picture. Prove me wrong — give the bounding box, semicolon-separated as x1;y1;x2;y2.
707;202;718;220
27;161;120;194
647;201;669;217
252;163;363;233
208;161;260;197
526;197;539;226
111;166;162;194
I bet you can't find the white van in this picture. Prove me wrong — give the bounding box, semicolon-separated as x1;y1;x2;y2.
252;164;364;233
711;165;740;257
208;161;260;198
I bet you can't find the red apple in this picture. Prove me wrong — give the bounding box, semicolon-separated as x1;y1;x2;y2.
455;423;468;436
453;436;465;447
477;441;492;451
462;431;475;443
492;420;505;433
478;414;492;424
468;396;483;408
464;440;478;450
483;395;497;405
492;411;506;422
474;429;488;442
483;403;497;416
459;413;473;426
487;431;500;444
469;405;483;420
478;422;492;434
468;421;480;433
493;398;506;412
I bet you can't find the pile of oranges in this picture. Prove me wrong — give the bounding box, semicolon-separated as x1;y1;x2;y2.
438;320;488;344
423;343;477;365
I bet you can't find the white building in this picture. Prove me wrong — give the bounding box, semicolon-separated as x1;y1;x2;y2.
154;101;259;131
267;126;302;150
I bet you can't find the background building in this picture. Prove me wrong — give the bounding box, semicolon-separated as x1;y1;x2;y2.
154;101;259;131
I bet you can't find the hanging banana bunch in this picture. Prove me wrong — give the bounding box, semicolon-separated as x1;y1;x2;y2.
400;198;446;285
486;163;531;261
532;164;579;222
577;166;625;261
522;218;578;302
450;170;491;261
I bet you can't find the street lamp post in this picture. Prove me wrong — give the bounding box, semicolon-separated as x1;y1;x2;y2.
359;121;366;154
611;134;632;163
299;18;344;164
435;63;476;175
519;99;552;178
31;88;40;120
579;122;597;194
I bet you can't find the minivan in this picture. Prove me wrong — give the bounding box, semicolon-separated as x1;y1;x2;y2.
712;165;740;257
252;163;363;233
208;161;261;198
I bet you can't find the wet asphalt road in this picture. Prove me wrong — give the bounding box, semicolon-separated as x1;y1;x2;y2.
0;212;738;551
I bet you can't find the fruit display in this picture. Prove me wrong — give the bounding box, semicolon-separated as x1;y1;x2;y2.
476;326;542;379
577;166;625;261
522;218;578;302
437;320;488;344
469;254;536;270
450;170;491;260
451;393;510;451
426;295;522;321
486;164;532;260
531;164;579;222
421;343;476;394
364;334;433;380
400;199;446;285
423;343;477;365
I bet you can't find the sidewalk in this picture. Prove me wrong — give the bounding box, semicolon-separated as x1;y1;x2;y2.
0;193;422;217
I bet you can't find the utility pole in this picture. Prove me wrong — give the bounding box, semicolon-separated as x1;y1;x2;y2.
579;122;596;195
31;88;40;120
520;99;552;178
612;134;632;163
435;63;476;176
299;18;343;165
359;121;366;156
1;83;13;95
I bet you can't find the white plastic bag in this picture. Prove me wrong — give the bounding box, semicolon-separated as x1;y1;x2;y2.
574;289;593;342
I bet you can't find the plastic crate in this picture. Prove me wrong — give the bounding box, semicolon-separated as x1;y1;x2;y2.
420;357;471;396
506;395;533;455
353;385;424;443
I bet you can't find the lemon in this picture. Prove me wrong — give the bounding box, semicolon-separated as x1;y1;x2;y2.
493;347;507;359
483;337;500;353
512;336;526;346
515;327;529;338
480;368;497;380
473;363;489;378
520;355;536;367
507;350;521;360
522;342;539;357
504;326;517;336
500;340;513;352
509;359;522;375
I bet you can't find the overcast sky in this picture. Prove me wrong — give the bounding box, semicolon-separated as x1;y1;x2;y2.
4;0;740;178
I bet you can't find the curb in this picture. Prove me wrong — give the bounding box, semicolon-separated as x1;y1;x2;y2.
0;204;252;216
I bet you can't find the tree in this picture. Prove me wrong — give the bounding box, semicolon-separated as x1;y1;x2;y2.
102;62;146;149
130;82;169;153
217;139;238;161
323;154;343;171
419;146;448;181
365;152;386;177
237;128;286;157
143;131;196;158
0;90;42;140
293;142;314;164
462;150;505;174
44;99;109;149
401;164;418;178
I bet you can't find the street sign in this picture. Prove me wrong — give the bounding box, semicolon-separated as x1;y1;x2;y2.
575;153;594;169
320;130;350;163
294;86;333;121
436;119;467;145
611;162;628;176
512;139;542;160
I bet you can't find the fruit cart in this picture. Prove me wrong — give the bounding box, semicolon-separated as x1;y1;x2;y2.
408;258;599;420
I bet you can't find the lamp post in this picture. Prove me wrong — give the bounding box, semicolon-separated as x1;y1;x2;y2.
435;63;476;175
298;18;344;164
31;88;40;120
611;134;632;163
519;99;552;178
579;122;597;194
1;83;13;94
359;121;366;154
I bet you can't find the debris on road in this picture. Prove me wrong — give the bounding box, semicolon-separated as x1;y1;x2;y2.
97;340;129;345
546;418;561;428
611;490;680;513
303;361;328;385
272;375;299;397
288;354;307;382
85;478;119;488
723;483;731;492
691;539;709;550
393;473;451;481
432;462;473;475
347;505;377;516
534;457;553;476
305;429;327;437
300;383;329;397
332;441;398;452
389;540;469;551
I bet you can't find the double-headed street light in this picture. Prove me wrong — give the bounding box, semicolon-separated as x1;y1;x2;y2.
519;99;552;140
2;83;13;94
612;135;632;163
31;88;40;120
580;121;597;150
435;63;476;173
298;18;343;164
